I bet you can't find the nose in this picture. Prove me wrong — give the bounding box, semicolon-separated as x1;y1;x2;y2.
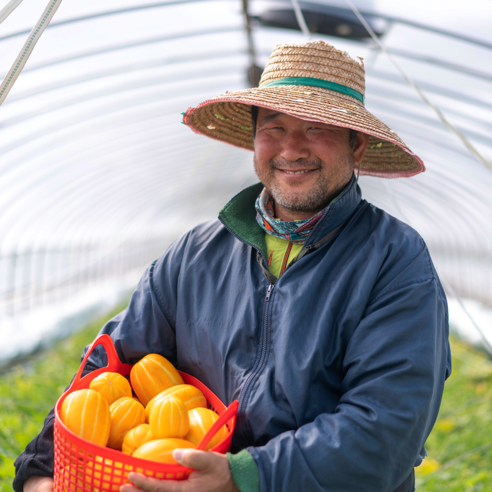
279;130;310;162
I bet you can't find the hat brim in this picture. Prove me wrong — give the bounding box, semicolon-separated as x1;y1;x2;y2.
183;85;425;179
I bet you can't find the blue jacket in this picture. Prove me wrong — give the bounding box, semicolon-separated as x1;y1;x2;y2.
86;176;451;491
13;176;451;492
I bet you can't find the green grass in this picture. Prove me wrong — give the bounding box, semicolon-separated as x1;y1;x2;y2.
415;337;492;491
0;302;128;492
1;313;491;491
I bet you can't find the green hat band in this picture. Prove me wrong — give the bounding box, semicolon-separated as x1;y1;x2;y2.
260;77;364;105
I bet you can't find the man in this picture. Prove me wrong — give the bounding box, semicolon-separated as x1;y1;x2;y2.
16;40;451;492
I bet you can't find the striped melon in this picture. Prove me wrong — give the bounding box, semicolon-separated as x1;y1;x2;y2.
145;384;207;422
130;354;183;406
149;395;189;439
107;397;145;449
185;407;229;450
89;372;132;406
133;438;195;464
122;423;155;455
60;389;110;446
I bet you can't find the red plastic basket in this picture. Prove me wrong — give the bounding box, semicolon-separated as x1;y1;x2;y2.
53;334;238;491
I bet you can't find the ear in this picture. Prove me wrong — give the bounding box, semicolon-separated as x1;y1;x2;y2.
353;132;370;165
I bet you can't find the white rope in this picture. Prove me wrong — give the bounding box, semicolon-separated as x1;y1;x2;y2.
0;0;64;107
290;0;310;39
344;0;492;173
0;0;24;25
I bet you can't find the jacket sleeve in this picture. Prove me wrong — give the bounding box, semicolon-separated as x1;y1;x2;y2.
13;236;187;491
82;256;181;368
248;271;451;492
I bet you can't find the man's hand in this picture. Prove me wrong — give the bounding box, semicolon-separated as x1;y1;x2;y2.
23;476;53;492
120;449;239;492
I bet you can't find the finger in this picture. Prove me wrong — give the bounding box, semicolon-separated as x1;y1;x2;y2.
24;476;54;492
122;472;185;492
173;449;220;471
120;484;141;492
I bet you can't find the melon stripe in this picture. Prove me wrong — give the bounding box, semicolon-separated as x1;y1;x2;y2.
196;412;207;436
112;402;133;434
64;394;73;426
90;395;100;442
60;389;110;447
138;364;153;402
188;395;205;405
152;357;181;385
80;394;89;438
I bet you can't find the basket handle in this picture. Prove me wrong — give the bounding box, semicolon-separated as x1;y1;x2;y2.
196;400;239;451
67;334;121;392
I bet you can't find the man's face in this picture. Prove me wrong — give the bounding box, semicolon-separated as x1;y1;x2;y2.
253;108;368;219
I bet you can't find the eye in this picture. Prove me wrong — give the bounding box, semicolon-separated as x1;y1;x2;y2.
308;126;324;133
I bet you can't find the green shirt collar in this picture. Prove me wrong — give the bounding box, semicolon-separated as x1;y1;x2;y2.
219;182;267;258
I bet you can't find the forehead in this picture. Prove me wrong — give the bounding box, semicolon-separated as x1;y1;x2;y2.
256;107;344;131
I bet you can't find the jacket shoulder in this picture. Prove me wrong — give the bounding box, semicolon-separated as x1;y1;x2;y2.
359;202;442;302
363;201;426;247
153;218;236;281
157;219;226;260
186;218;227;243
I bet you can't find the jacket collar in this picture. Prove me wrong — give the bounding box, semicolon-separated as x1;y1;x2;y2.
219;175;361;258
219;182;267;257
304;174;361;247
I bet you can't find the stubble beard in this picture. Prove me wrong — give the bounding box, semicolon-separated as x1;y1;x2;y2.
254;155;355;213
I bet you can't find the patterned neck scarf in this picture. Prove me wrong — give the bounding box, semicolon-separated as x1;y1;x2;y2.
255;188;325;244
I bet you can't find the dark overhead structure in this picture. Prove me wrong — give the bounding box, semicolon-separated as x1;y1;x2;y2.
252;2;383;40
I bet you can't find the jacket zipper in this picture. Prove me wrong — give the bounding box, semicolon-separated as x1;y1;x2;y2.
218;214;351;442
218;217;326;442
218;217;275;442
237;282;274;442
218;201;361;442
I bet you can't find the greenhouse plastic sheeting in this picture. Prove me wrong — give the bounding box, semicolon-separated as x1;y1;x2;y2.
0;0;491;362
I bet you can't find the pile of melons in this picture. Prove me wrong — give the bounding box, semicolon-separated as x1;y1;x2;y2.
60;353;228;464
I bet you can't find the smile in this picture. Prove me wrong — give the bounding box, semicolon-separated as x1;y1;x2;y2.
279;169;316;174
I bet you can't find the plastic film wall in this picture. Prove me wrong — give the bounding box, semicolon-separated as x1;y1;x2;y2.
0;0;491;362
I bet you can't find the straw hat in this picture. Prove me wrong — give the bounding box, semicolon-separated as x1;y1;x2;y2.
183;40;424;178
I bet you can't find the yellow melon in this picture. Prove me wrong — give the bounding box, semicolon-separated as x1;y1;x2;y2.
121;423;155;455
130;354;183;406
60;389;110;446
133;438;195;464
89;372;132;406
145;384;207;422
149;396;189;439
107;397;145;449
185;407;229;450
